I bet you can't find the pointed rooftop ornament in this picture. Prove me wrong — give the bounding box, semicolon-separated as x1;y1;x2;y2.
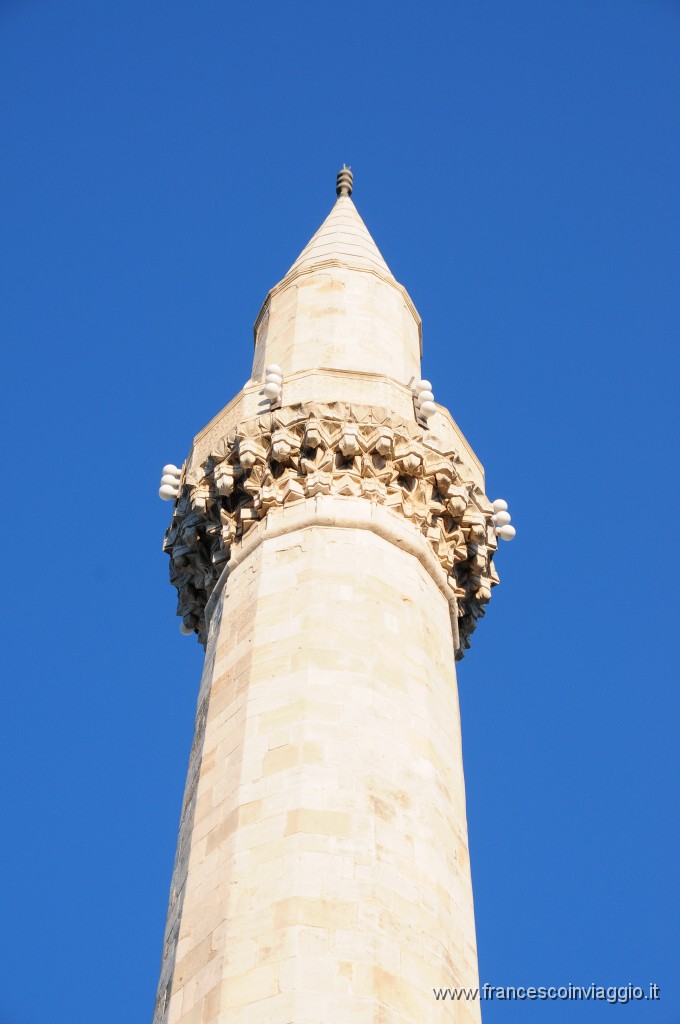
283;168;393;281
252;165;422;381
336;164;353;197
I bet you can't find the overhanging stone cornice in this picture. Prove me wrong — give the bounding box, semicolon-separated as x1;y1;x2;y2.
164;401;499;658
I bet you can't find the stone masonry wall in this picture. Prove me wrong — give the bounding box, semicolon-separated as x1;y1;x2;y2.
155;514;481;1024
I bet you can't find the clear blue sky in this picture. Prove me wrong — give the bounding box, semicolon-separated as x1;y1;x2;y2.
1;2;678;1021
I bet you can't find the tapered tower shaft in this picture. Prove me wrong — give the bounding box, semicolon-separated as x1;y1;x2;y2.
155;169;504;1024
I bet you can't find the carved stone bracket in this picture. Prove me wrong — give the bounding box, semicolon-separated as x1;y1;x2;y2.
164;402;500;657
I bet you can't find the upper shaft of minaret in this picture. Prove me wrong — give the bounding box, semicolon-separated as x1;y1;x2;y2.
185;168;486;501
252;167;422;385
160;167;516;656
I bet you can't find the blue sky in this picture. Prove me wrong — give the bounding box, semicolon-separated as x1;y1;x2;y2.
1;1;678;1022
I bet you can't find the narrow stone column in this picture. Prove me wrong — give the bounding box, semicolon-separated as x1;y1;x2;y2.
156;509;481;1024
154;169;510;1023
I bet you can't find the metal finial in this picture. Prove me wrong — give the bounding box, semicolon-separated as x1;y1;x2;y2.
336;165;353;197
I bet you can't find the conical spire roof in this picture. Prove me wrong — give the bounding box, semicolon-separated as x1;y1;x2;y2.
253;167;422;384
284;194;394;282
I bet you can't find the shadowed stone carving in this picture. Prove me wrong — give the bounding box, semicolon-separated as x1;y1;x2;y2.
163;402;500;658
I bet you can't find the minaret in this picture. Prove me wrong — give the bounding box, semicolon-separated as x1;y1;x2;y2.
154;168;514;1024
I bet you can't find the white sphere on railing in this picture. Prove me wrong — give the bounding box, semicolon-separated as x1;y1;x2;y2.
159;484;178;500
265;363;282;376
492;498;508;512
493;510;512;526
414;379;432;393
160;473;180;487
419;400;437;417
264;382;282;400
497;524;516;541
415;390;434;405
162;464;181;477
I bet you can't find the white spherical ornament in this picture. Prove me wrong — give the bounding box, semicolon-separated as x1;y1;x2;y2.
160;473;180;487
498;524;516;541
492;498;508;512
416;390;434;404
419;400;437;417
159;484;178;500
264;382;282;400
265;363;282;376
162;464;180;477
493;510;511;526
265;372;282;385
414;379;432;392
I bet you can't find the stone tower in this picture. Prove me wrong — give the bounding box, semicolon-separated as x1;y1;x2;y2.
154;168;514;1024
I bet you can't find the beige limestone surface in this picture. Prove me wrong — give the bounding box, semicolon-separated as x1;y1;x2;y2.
155;178;491;1023
252;196;421;383
155;512;481;1024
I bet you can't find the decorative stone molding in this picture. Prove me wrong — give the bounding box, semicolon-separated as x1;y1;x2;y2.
163;402;500;657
